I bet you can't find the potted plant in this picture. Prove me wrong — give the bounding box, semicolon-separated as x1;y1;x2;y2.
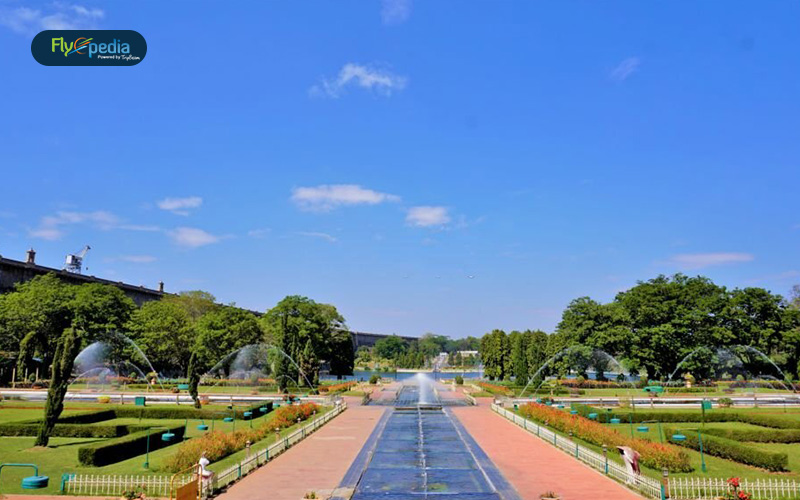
540;491;560;500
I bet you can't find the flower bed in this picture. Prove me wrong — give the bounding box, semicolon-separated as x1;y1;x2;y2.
477;382;513;396
165;403;319;472
518;403;692;472
318;382;356;394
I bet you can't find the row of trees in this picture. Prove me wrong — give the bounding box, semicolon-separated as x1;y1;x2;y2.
363;333;481;369
0;274;355;444
480;275;800;382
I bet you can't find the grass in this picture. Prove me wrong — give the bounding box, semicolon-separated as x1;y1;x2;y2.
0;402;331;495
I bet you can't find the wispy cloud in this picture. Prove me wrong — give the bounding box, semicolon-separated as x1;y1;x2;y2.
609;57;641;83
297;231;338;243
406;206;451;228
310;63;407;98
381;0;412;25
247;228;271;239
106;255;158;264
291;184;400;211
29;210;159;240
157;196;203;216
745;270;799;284
167;227;221;248
665;252;754;270
0;3;103;35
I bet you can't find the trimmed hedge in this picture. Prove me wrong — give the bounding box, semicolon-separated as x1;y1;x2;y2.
573;404;800;429
114;400;274;420
78;424;186;466
665;427;788;472
702;427;800;443
0;422;127;438
57;409;117;424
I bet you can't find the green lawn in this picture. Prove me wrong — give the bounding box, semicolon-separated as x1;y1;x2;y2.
0;403;331;495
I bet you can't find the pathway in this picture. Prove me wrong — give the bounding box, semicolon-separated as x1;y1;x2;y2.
216;397;386;500
450;400;644;500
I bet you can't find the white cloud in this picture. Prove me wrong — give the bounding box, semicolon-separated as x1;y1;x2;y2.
29;227;64;241
0;4;103;34
381;0;412;24
291;184;400;211
666;252;754;269
406;206;451;227
168;227;220;248
108;255;158;264
118;224;161;232
157;196;203;215
297;231;338;243
30;210;119;240
247;228;271;239
310;63;407;98
609;57;641;82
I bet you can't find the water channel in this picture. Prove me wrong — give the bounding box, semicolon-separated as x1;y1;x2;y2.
342;373;519;500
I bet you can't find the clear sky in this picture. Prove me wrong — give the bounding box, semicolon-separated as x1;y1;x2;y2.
0;1;798;338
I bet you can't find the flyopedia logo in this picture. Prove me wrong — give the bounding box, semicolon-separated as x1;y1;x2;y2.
32;30;146;66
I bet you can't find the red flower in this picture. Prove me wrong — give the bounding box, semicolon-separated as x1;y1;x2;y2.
727;477;740;488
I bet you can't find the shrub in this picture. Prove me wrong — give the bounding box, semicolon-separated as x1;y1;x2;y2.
455;375;464;385
477;382;512;396
702;427;800;444
318;382;356;394
666;427;788;471
518;403;692;472
165;403;319;472
97;396;111;404
571;404;800;429
0;422;128;438
78;424;186;466
718;397;733;408
369;374;381;385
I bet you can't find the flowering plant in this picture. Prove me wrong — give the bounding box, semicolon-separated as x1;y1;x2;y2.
518;403;692;472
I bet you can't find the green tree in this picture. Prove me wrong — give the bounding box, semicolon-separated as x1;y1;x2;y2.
127;300;195;376
373;335;408;360
36;327;82;446
261;296;349;390
510;331;528;383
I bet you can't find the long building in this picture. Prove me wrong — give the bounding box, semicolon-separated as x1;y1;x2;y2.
0;249;417;349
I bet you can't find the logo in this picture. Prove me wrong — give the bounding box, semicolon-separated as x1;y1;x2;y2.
32;30;146;66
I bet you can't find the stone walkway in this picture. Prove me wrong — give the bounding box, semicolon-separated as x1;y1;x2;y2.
450;400;644;500
216;397;386;500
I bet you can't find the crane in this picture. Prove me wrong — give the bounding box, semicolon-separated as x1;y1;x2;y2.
64;245;91;274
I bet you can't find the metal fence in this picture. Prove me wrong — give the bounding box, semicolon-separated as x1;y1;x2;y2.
492;404;663;499
62;473;192;497
668;477;800;500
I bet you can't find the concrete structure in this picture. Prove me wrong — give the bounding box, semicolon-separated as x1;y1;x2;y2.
0;253;165;306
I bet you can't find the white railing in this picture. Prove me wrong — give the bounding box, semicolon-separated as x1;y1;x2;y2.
492;404;663;499
62;473;192;497
212;401;347;491
669;477;800;500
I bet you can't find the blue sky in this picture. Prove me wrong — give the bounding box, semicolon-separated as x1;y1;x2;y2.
0;1;798;337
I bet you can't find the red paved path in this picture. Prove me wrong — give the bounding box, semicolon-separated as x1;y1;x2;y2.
451;400;644;500
216;398;386;500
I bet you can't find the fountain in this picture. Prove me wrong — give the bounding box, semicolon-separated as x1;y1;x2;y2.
203;343;315;390
70;334;162;391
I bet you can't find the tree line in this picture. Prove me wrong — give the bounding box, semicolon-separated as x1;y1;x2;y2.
480;274;800;383
358;333;481;369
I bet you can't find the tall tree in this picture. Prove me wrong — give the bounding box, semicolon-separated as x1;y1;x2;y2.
510;331;528;383
126;300;195;376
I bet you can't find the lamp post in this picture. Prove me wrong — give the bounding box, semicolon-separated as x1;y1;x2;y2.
143;426;174;469
0;463;49;490
638;420;664;443
671;428;706;473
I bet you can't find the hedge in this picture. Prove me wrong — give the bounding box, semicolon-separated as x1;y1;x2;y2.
0;422;128;438
665;427;788;472
114;400;274;420
573;404;800;429
78;424;186;466
57;409;117;424
702;427;800;443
